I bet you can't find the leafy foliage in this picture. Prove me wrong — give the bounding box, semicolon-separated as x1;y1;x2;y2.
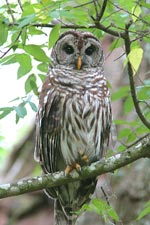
137;201;150;220
0;95;37;123
78;199;120;223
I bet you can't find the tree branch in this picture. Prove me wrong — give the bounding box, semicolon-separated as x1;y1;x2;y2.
0;134;150;199
93;0;108;22
124;22;150;129
7;22;126;39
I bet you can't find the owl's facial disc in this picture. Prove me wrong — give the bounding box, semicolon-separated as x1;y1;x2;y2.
51;31;104;69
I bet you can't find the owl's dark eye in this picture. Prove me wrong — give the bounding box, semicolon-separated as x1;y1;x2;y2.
85;45;96;56
63;45;74;55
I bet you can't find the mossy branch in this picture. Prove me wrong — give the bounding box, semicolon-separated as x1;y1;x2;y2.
0;134;150;199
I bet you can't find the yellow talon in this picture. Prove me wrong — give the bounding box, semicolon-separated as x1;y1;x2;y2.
82;154;89;163
75;163;81;171
65;163;81;175
79;150;89;163
65;165;73;175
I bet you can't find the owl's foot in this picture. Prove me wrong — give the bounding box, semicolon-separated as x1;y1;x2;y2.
79;150;89;163
65;163;81;175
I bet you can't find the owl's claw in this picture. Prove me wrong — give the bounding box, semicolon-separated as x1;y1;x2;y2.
65;163;81;175
75;163;81;171
79;150;89;163
82;154;89;163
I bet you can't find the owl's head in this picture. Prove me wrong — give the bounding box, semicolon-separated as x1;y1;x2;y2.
51;30;104;69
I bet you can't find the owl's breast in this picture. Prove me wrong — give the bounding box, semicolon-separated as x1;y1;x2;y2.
50;66;108;96
59;91;111;166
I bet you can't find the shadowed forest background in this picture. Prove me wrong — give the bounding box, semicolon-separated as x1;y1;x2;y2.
0;1;150;225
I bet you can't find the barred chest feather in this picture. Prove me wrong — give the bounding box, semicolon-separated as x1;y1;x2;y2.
60;92;111;165
44;66;112;166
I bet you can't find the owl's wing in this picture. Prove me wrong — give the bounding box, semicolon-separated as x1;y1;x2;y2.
34;77;61;174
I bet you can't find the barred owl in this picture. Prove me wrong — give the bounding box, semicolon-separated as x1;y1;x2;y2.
35;30;112;225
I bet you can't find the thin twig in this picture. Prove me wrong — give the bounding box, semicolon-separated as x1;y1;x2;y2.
93;0;99;20
18;0;23;11
97;0;108;21
124;22;150;129
109;0;150;26
110;23;150;39
105;38;124;61
73;1;93;8
95;22;125;38
101;186;110;206
113;52;125;61
126;133;150;149
5;0;15;24
131;31;150;42
101;186;117;225
0;31;22;59
92;0;109;22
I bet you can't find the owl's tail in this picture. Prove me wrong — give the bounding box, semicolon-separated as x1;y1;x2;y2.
54;200;77;225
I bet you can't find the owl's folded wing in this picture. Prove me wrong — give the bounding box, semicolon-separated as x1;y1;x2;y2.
34;78;61;174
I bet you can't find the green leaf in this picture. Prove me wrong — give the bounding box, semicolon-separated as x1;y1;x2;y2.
136;126;150;135
136;85;150;101
139;1;150;9
0;22;8;46
31;81;38;96
132;5;142;22
118;128;131;139
79;203;92;213
117;144;126;152
16;114;20;123
114;119;137;126
92;199;107;214
0;107;13;119
21;27;27;46
127;132;136;143
37;62;48;72
128;48;143;75
137;201;150;220
124;97;134;113
107;207;120;221
24;44;50;62
28;101;37;112
91;199;120;222
48;24;61;49
28;27;45;35
25;74;35;93
0;54;17;65
111;86;129;101
18;14;35;28
38;74;46;82
13;103;27;118
9;97;20;103
119;0;137;13
0;53;32;78
16;54;32;78
25;74;38;95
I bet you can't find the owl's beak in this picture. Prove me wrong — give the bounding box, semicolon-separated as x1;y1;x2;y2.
77;56;82;70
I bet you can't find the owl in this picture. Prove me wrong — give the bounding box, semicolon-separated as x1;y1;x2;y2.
35;30;112;225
